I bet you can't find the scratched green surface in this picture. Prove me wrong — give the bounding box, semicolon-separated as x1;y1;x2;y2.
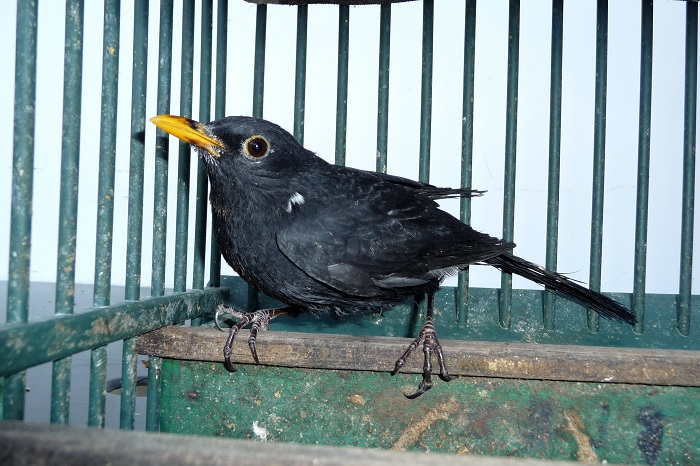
159;360;699;464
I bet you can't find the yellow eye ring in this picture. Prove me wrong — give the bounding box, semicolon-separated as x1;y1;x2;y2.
243;135;270;159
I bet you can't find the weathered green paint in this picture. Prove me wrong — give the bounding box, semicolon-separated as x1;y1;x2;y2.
0;287;228;377
158;360;699;464
418;0;433;184
375;3;390;174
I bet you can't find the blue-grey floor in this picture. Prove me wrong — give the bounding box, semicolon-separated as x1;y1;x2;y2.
1;281;149;429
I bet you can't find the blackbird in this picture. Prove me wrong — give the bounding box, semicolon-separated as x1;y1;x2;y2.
150;114;636;398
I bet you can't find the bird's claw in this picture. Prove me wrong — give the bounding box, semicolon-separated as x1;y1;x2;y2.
391;314;451;399
218;307;287;372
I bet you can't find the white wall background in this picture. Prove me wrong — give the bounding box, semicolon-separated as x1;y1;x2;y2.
0;0;697;296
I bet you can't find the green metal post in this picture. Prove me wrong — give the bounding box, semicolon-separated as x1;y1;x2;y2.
146;356;163;431
418;0;433;184
174;0;196;294
335;5;350;167
190;0;213;327
152;0;174;298
679;1;697;336
90;0;121;428
4;0;38;422
253;4;267;119
209;0;228;289
500;0;520;329
633;0;653;334
543;0;564;330
294;5;308;145
121;0;149;430
457;0;477;325
51;0;84;425
588;0;608;333
376;4;390;174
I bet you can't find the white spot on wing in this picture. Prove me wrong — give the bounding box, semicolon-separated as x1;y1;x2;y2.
286;192;305;213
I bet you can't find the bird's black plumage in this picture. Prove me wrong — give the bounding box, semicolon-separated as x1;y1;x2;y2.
150;114;636;398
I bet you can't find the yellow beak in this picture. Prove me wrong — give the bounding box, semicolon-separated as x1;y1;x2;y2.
149;114;225;157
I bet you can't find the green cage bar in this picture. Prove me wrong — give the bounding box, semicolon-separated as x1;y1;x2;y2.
191;0;215;327
90;0;121;429
151;0;174;298
121;0;149;430
418;0;433;184
51;0;84;426
632;0;653;334
457;0;477;325
335;5;350;167
679;2;697;336
500;0;520;328
208;0;228;289
588;0;609;333
248;3;267;312
146;356;163;432
125;2;149;303
294;5;308;145
543;0;564;330
4;0;38;422
173;0;196;294
376;4;390;174
252;4;267;119
121;0;149;427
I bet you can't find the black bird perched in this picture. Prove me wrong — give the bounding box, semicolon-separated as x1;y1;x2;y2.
150;114;636;398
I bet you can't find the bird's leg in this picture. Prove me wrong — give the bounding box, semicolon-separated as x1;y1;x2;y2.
214;305;292;372
391;292;451;399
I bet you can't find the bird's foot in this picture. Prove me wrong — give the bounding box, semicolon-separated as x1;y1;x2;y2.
214;306;289;372
391;315;451;399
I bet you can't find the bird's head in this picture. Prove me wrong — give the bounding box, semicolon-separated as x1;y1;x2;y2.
149;114;309;187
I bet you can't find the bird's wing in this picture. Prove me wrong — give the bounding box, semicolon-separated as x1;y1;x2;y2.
276;178;511;298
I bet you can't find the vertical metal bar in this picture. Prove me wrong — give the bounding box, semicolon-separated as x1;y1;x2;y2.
210;0;228;288
632;0;653;334
145;356;162;431
174;0;196;294
248;3;267;311
543;0;564;330
190;0;214;328
119;337;138;430
588;0;609;333
335;5;350;167
294;5;308;145
500;0;520;328
152;0;174;298
252;4;267;119
679;2;697;336
209;0;228;291
457;0;477;325
418;0;434;184
376;4;391;174
125;1;149;303
88;347;107;428
90;0;121;428
51;0;85;425
3;0;38;422
121;0;149;430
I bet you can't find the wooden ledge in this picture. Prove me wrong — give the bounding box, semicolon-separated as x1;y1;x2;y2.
137;326;700;387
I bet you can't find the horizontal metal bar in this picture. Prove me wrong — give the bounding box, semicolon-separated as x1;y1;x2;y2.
0;421;515;466
0;287;229;377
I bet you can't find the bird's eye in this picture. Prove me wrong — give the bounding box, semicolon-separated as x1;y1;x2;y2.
244;135;270;159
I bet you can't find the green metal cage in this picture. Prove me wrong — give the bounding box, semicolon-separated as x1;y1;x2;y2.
1;0;699;464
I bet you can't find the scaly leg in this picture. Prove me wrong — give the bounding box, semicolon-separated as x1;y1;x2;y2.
391;292;451;399
214;304;292;372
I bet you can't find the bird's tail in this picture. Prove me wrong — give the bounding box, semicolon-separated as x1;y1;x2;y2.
484;254;636;325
